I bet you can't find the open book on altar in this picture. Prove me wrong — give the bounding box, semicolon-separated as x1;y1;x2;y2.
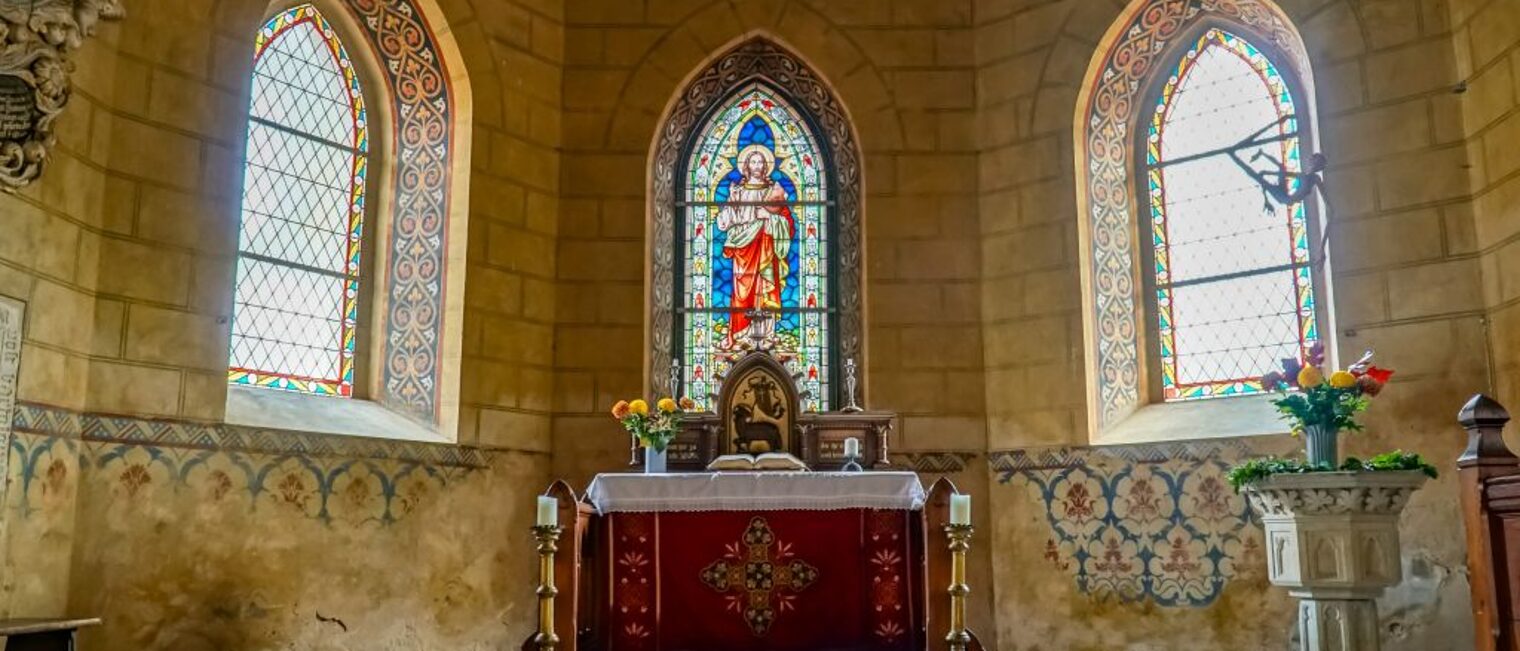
706;451;809;472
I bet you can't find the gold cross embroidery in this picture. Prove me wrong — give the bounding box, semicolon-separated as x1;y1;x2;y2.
699;516;819;636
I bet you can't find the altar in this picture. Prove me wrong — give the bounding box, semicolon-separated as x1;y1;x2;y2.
531;473;977;651
522;349;982;651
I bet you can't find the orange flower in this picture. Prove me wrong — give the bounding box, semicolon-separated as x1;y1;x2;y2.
611;400;631;419
1328;371;1357;389
678;396;696;411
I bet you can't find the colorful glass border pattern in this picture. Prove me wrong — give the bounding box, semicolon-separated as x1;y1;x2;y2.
1145;28;1318;401
229;3;368;397
680;83;832;411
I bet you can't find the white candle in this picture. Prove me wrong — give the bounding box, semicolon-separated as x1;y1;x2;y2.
844;437;861;458
949;494;971;525
536;495;558;527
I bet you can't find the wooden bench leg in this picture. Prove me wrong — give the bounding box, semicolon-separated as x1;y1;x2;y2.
5;630;75;651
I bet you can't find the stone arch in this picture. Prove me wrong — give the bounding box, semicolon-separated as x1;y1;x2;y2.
647;35;866;404
1072;0;1319;433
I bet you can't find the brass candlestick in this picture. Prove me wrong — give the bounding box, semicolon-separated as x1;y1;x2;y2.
944;523;974;651
532;524;563;651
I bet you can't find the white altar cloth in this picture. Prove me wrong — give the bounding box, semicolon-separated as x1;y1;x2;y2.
584;471;926;514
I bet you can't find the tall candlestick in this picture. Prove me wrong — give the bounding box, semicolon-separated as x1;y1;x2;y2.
532;524;562;651
536;495;558;527
944;522;974;651
950;493;971;525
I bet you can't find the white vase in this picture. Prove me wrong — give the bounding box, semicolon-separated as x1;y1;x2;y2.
644;447;667;474
1244;470;1427;651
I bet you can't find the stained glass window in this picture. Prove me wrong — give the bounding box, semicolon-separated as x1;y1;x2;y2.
228;4;368;397
679;83;832;410
1145;28;1319;401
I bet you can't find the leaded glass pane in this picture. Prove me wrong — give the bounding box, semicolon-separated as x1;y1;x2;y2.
229;4;367;397
679;83;831;410
1146;28;1319;401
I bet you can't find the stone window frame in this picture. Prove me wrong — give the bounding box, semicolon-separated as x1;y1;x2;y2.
225;0;471;443
1074;0;1332;444
648;37;864;407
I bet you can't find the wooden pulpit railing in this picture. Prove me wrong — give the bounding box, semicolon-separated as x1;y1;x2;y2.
1458;394;1520;651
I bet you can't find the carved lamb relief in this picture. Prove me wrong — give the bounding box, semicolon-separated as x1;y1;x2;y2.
0;0;123;190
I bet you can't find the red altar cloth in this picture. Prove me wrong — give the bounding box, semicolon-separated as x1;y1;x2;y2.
603;508;924;651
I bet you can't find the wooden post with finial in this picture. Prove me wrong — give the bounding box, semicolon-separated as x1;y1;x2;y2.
1458;394;1520;651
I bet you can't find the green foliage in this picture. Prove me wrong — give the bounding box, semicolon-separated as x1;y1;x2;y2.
1271;384;1369;433
1226;450;1438;492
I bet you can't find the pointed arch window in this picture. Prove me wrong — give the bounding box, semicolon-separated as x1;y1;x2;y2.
229;4;368;397
677;83;834;411
1142;27;1320;401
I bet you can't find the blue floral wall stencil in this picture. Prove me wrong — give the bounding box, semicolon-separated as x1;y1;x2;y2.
991;441;1265;607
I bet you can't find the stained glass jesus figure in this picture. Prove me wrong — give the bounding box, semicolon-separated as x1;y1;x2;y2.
718;145;794;348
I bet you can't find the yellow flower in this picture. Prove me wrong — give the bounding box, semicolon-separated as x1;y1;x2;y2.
611;400;631;419
657;397;677;413
629;399;649;416
1328;371;1357;389
1297;365;1324;388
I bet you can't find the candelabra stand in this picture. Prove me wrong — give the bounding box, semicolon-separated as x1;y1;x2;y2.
532;524;563;651
944;523;973;651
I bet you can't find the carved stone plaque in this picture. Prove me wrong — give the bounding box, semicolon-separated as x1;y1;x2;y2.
0;0;123;190
0;75;35;140
0;295;22;542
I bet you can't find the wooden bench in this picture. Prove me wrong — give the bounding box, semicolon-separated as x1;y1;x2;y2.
1457;395;1520;650
0;618;100;651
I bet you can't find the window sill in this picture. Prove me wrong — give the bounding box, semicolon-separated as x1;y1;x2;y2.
225;385;451;444
1093;394;1289;446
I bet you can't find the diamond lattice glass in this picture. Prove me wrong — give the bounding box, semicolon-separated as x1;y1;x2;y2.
228;4;367;397
679;83;832;410
1146;28;1319;401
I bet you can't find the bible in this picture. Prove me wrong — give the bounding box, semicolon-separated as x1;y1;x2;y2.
705;452;809;472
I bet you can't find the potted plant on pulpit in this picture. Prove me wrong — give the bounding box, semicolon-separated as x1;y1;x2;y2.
1227;345;1437;651
613;397;694;473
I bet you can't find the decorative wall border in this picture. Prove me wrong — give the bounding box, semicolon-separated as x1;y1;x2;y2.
341;0;454;423
649;37;864;401
987;439;1254;474
12;402;491;468
891;451;977;474
1074;0;1311;430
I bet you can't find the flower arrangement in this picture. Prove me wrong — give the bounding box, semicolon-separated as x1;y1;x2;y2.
611;396;695;453
1259;343;1394;437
